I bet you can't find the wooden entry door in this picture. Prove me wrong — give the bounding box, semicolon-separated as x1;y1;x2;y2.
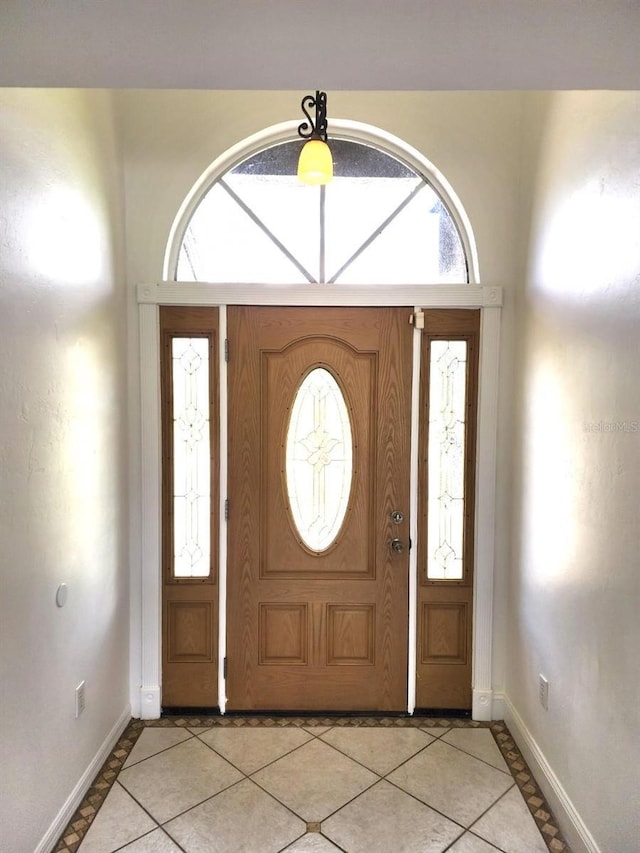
226;306;413;711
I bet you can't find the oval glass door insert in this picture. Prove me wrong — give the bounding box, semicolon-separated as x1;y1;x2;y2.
285;367;353;552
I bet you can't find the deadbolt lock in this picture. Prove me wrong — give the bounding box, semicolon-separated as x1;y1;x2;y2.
390;510;404;524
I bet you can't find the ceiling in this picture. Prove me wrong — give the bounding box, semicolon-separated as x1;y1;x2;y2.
1;0;639;91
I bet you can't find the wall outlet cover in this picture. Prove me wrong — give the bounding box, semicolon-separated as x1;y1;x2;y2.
539;674;549;710
75;681;86;718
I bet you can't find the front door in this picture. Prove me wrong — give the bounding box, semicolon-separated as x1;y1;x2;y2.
226;306;413;711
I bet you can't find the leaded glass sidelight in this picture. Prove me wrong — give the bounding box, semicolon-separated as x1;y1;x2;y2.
285;367;353;552
172;338;211;577
427;341;468;580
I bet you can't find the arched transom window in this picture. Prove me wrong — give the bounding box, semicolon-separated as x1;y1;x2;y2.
174;136;471;285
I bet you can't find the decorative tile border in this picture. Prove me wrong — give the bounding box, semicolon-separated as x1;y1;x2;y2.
53;720;145;853
54;716;570;852
159;714;488;729
491;722;570;852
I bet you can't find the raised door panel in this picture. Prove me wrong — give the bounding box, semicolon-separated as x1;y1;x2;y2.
327;605;376;665
167;601;214;662
259;604;308;665
420;602;468;665
262;339;376;578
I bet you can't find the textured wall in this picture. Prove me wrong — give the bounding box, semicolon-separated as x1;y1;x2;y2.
0;90;129;853
510;91;640;852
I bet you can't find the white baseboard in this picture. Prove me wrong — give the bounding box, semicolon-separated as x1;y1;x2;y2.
36;705;132;853
130;680;141;719
503;695;601;853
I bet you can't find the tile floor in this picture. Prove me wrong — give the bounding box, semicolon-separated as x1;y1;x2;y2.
55;718;569;853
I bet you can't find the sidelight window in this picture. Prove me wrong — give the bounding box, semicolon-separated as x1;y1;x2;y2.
170;338;211;577
160;309;219;585
418;313;480;587
426;341;468;580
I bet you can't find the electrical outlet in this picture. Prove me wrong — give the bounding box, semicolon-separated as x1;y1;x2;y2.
539;674;549;710
75;681;86;718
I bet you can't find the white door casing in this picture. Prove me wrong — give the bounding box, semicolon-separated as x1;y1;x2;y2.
134;282;502;720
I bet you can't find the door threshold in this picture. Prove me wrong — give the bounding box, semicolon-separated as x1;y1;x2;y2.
162;708;416;718
162;707;472;718
413;707;471;718
162;706;221;716
225;709;415;718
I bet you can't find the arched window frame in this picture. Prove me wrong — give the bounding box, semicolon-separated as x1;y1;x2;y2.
163;120;480;285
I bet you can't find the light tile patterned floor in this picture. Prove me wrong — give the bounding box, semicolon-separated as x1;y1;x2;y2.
55;717;570;853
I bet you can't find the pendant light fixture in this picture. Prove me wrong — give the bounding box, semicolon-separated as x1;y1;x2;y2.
297;91;333;185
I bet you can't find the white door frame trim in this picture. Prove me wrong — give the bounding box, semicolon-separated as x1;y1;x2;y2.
136;282;502;720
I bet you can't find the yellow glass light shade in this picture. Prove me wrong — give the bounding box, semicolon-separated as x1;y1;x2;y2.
297;139;333;185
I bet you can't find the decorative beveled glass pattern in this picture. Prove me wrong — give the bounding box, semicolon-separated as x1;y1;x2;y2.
172;338;211;577
427;341;467;580
286;368;353;552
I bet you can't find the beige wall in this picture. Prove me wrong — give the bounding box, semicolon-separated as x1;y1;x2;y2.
510;91;640;852
0;90;129;853
116;90;525;287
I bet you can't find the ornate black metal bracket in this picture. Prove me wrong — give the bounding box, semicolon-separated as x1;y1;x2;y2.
298;91;328;142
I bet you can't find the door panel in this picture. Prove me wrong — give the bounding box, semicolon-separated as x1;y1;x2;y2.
226;306;412;711
160;307;219;709
415;309;479;710
262;336;376;578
